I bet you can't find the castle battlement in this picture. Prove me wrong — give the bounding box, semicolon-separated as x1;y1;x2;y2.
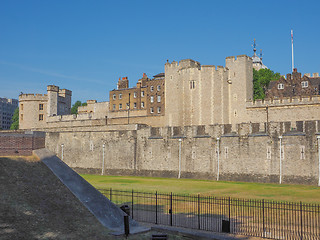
165;59;201;70
19;94;48;101
247;95;320;108
47;85;59;92
59;89;72;96
225;55;252;63
147;119;320;139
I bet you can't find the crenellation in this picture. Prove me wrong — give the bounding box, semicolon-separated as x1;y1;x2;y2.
47;85;59;92
19;94;48;101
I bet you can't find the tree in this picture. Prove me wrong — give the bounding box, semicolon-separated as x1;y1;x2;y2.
10;107;19;130
71;101;87;114
253;68;281;100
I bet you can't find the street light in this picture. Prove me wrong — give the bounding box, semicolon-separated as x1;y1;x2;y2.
279;136;283;184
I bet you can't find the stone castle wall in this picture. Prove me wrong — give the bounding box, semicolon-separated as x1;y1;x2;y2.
45;120;320;185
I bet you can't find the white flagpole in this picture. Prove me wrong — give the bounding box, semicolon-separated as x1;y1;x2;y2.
291;30;294;72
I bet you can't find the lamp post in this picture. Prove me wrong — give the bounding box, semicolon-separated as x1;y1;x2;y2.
216;138;220;181
178;139;182;179
102;144;105;175
61;144;64;161
317;136;320;187
279;136;283;184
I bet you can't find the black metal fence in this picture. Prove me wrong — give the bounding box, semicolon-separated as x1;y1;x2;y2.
99;188;320;240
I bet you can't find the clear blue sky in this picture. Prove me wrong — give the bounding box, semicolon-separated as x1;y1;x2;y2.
1;0;319;103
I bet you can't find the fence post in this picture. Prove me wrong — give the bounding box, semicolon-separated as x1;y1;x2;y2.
300;201;303;240
262;199;265;238
110;188;112;202
170;192;173;226
229;197;231;221
156;191;158;224
198;194;200;230
132;190;134;219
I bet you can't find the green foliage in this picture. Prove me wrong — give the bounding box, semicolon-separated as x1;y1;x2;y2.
253;68;281;100
71;101;87;114
10;107;19;130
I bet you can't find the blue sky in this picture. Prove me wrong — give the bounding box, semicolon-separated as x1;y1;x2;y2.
1;0;319;103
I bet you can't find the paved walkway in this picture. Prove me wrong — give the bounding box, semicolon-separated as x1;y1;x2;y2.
141;223;265;240
34;148;150;235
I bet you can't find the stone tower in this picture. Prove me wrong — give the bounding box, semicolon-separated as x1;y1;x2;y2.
225;55;253;125
47;85;59;116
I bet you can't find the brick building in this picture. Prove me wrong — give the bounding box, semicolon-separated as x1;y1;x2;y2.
0;98;18;130
266;69;320;99
109;73;165;116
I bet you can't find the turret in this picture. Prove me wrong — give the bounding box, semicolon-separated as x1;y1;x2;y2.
47;85;59;116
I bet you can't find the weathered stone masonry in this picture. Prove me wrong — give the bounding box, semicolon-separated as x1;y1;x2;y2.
45;120;320;185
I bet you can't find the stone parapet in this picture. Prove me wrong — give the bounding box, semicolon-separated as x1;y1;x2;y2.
247;96;320;108
19;94;47;101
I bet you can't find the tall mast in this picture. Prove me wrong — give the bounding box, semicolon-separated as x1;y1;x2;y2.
291;30;294;72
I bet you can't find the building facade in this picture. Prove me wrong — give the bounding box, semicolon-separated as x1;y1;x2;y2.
19;85;72;129
266;69;320;99
0;98;18;130
17;54;320;130
109;73;165;117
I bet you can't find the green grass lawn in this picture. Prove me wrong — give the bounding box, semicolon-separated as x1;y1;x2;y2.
81;174;320;204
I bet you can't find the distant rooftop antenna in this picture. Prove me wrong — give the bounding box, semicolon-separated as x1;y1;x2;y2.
252;38;257;56
291;30;294;72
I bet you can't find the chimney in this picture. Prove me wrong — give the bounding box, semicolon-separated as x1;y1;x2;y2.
304;73;311;77
313;72;319;77
293;68;297;73
143;73;147;78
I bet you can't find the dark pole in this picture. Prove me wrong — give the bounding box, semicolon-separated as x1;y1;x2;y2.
266;105;269;133
128;93;131;124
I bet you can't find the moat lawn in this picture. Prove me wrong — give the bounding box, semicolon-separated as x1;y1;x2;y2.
81;174;320;204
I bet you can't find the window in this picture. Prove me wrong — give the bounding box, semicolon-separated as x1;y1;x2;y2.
157;85;161;91
267;146;271;160
150;86;154;92
113;94;116;100
39;114;44;121
119;103;122;110
278;83;284;89
133;92;137;98
119;93;122;99
141;91;145;97
150;107;154;113
301;81;308;88
21;104;23;111
157;95;161;102
150;96;154;103
126;103;129;109
39;104;43;110
141;102;145;108
224;147;228;159
134;102;137;108
157;107;161;113
300;146;305;160
113;104;116;110
190;80;196;89
20;114;23;121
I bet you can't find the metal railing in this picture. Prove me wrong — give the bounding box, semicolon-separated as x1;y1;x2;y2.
99;188;320;240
